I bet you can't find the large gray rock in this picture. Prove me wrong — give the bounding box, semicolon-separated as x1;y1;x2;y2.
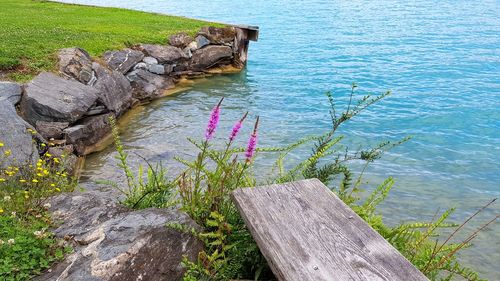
92;62;133;116
64;113;113;155
0;83;39;167
103;49;144;74
21;72;99;125
141;44;188;64
0;81;22;105
126;69;175;101
58;48;95;84
168;32;194;49
37;189;203;281
190;45;233;71
198;26;236;45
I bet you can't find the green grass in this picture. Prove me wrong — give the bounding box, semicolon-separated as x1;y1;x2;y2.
0;0;219;81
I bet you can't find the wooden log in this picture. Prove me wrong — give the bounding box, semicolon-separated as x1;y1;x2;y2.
231;179;429;281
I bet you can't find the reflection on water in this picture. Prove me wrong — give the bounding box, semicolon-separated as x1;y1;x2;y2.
60;0;500;278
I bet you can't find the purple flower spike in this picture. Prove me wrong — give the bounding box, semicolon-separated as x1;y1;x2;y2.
245;116;259;163
229;112;248;142
205;98;224;141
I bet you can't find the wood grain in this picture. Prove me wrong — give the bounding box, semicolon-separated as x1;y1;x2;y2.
231;179;429;281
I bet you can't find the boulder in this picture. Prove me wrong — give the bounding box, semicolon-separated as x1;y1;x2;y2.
126;69;175;101
21;72;99;125
0;85;39;167
147;64;165;75
0;81;22;105
58;48;95;84
199;26;236;45
64;113;113;155
92;62;133;116
168;32;194;49
103;49;144;74
35;121;69;140
195;35;210;49
143;56;158;65
190;45;233;71
37;189;203;281
141;44;188;64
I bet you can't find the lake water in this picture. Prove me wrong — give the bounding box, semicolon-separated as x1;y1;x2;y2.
60;0;499;278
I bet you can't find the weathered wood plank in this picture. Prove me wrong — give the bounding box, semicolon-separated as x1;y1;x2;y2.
231;179;429;281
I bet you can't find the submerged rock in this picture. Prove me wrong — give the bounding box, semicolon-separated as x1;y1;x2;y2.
64;113;113;155
168;32;194;49
190;45;233;71
21;72;99;125
58;48;95;84
126;69;175;101
0;82;39;167
37;188;203;281
92;62;133;116
103;48;144;74
141;44;188;64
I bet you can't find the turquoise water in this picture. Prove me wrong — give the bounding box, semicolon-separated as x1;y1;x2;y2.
61;0;499;278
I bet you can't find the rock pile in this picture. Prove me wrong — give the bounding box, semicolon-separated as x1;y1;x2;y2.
1;26;246;167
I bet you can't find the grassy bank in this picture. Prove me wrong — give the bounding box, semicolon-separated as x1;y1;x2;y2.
0;0;217;81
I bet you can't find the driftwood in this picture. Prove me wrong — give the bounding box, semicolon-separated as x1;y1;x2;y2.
231;179;428;281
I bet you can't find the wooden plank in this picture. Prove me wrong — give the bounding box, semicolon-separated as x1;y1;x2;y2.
231;179;429;281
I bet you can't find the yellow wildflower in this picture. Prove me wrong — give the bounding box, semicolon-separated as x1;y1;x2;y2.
32;179;39;183
43;169;49;175
41;143;46;147
19;179;27;183
0;142;4;147
0;178;5;182
45;153;52;157
0;209;3;214
50;183;56;187
36;162;42;167
55;188;61;192
53;158;60;164
37;173;43;177
4;150;11;156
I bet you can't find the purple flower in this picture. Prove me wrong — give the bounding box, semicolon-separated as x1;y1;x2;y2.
245;116;259;163
229;112;248;142
205;98;224;141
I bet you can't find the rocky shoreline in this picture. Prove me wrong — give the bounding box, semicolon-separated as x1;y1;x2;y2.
0;25;258;172
1;24;258;281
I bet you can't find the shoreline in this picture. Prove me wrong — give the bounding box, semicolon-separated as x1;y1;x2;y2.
0;23;258;174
